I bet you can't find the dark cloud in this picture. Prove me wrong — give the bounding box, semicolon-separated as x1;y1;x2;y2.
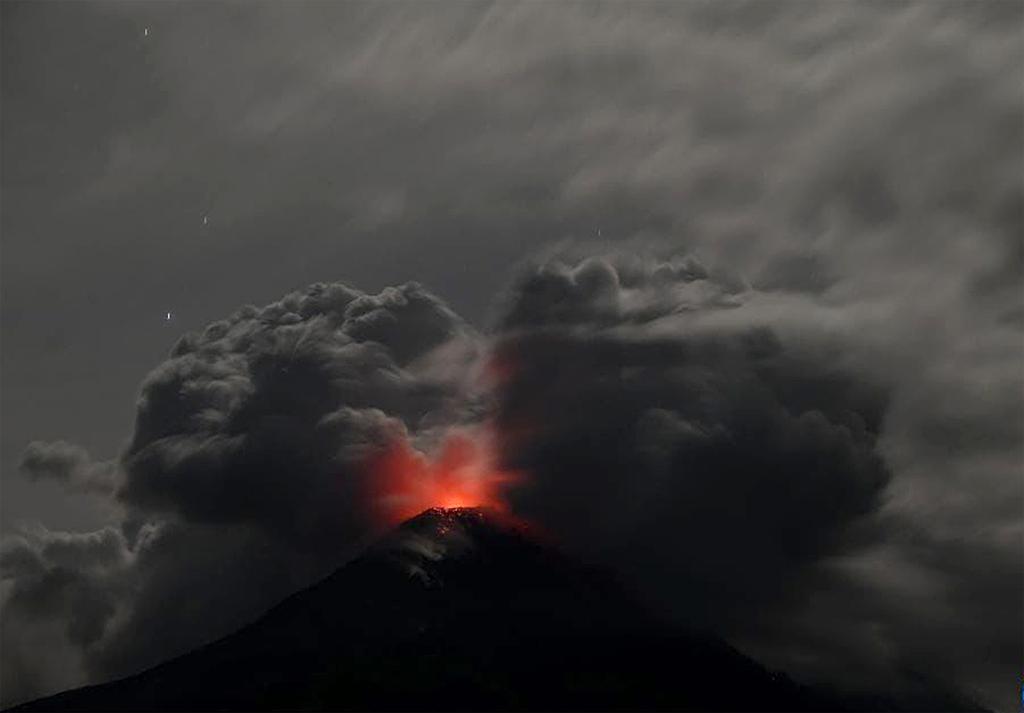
120;281;475;548
2;1;1021;710
2;256;1019;709
19;441;118;496
1;281;483;706
491;251;1021;708
499;255;739;329
1;526;129;700
494;255;891;626
90;520;329;683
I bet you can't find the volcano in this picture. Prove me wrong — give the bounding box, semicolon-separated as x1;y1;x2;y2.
9;508;980;712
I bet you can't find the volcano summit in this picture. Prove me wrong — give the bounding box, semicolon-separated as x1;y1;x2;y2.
10;508;979;712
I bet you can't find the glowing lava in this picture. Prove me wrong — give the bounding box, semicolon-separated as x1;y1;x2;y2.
363;429;522;526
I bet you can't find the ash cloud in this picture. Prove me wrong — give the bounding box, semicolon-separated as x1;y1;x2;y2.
492;251;1021;707
119;281;475;549
1;526;129;700
493;255;893;624
2;256;1019;709
19;441;118;496
2;281;484;706
2;1;1021;710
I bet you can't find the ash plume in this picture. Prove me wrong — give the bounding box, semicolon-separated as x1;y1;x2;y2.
3;2;1021;710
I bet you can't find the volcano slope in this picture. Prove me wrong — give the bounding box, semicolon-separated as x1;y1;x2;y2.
10;507;981;712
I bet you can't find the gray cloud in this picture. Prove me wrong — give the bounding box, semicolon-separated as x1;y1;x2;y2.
19;441;119;496
494;254;892;620
3;253;1019;708
1;281;483;706
492;249;1021;709
2;1;1020;710
1;526;129;701
119;281;475;548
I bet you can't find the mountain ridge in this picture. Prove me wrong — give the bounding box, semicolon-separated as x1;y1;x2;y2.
8;507;982;712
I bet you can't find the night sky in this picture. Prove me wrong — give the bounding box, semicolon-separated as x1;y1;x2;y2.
2;2;1021;710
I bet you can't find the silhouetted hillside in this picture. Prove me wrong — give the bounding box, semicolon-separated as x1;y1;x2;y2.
10;507;983;712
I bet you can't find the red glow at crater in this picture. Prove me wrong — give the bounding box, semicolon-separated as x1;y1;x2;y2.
362;429;522;525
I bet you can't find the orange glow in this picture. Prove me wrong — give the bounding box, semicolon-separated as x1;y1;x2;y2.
481;349;518;388
362;429;522;526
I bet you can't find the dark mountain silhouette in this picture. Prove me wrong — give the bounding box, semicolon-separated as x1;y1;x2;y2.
10;507;982;712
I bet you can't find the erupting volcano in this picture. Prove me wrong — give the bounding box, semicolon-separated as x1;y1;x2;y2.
362;430;521;525
11;507;980;712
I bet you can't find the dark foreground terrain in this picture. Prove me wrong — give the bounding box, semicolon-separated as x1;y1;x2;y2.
11;507;981;711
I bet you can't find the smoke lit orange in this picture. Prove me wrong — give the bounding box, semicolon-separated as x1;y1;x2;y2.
363;429;522;525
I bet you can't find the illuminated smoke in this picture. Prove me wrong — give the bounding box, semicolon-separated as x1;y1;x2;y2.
361;428;522;525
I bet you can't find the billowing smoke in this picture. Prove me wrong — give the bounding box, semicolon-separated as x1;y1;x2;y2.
3;1;1021;709
118;280;479;548
362;428;520;525
3;281;487;703
4;252;1018;709
2;251;1020;709
488;252;1017;705
19;441;118;496
493;254;892;629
